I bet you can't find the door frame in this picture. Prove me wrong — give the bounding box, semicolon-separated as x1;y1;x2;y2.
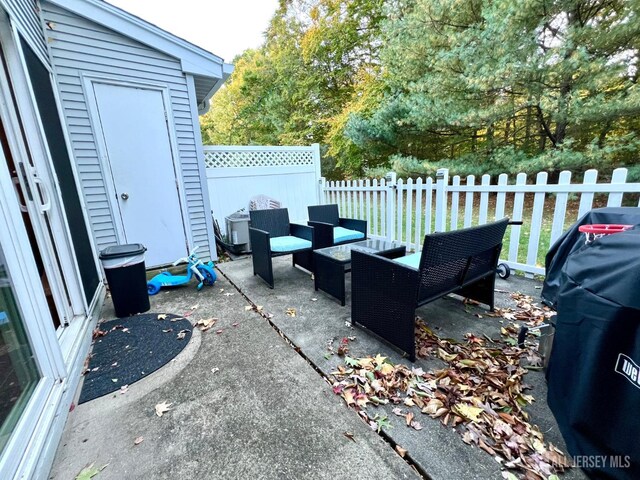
0;14;100;322
0;131;66;480
82;74;192;257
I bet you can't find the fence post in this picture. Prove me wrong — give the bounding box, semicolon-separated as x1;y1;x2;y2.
385;172;397;241
435;168;449;232
318;177;326;205
312;143;322;203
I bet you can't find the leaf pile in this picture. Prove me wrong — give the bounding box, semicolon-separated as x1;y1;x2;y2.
495;292;555;331
331;322;570;479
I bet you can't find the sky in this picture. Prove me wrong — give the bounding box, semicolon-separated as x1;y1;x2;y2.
106;0;280;62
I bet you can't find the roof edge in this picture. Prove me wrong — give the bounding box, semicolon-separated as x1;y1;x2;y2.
46;0;225;78
198;63;234;115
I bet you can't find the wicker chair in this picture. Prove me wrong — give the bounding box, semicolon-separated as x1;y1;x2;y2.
249;208;316;288
307;204;367;249
351;218;509;361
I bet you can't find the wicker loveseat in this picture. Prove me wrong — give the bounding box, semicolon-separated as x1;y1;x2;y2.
307;204;367;249
351;218;509;360
249;208;316;288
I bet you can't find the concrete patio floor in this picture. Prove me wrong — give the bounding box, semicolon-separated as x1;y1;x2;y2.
51;255;587;480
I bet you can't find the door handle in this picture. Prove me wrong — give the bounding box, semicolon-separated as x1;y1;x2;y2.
121;193;129;200
33;177;51;213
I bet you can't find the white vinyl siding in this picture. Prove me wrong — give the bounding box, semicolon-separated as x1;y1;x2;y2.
40;1;211;258
2;0;50;66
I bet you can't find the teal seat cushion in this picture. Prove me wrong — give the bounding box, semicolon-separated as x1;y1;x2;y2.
334;226;365;243
393;252;421;269
270;235;312;253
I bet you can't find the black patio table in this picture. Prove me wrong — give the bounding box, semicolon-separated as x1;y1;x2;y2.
313;239;406;305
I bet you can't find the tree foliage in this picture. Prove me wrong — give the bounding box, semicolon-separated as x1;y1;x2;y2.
202;0;640;180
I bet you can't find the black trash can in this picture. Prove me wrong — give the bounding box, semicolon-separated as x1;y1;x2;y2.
99;244;150;318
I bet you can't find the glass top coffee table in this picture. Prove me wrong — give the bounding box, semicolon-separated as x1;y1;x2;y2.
313;239;406;305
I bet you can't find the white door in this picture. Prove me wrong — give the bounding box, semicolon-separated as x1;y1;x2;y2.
92;83;187;266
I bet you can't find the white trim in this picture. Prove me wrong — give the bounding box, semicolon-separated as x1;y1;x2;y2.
197;63;234;115
81;73;192;254
5;18;98;317
0;130;65;480
186;74;216;260
46;0;225;77
33;284;104;479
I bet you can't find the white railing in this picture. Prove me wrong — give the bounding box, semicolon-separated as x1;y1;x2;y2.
206;144;322;235
321;168;640;275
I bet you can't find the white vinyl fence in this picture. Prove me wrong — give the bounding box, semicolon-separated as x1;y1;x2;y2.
321;168;640;275
206;144;321;235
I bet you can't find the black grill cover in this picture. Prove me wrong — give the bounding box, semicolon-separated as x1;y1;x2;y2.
542;207;640;309
546;225;640;479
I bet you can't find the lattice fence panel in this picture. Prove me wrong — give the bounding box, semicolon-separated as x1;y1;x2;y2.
204;149;314;169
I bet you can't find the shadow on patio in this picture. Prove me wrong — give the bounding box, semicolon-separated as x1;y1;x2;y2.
51;255;587;480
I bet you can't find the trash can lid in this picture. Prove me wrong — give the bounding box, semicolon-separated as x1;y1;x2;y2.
226;211;250;220
99;243;146;260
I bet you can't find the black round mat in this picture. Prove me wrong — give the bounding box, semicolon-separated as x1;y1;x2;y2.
78;313;192;404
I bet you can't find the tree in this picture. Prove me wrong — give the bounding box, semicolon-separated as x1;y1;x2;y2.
348;0;640;176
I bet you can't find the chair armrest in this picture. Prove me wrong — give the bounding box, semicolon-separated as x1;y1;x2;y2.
339;218;367;236
351;250;420;360
249;227;270;255
290;223;314;244
352;250;419;299
307;221;334;249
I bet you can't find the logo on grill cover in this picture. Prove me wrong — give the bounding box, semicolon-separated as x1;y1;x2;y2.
615;353;640;390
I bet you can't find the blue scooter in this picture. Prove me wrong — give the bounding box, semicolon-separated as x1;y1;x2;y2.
147;246;217;295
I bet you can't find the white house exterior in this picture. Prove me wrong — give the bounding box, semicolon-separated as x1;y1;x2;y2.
0;1;230;478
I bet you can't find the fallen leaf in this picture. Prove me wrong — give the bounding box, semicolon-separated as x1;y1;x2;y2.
176;329;189;340
501;473;518;480
157;314;167;320
410;421;423;431
195;318;216;332
155;401;172;417
343;431;355;442
75;463;108;480
133;436;144;445
453;404;483;422
405;411;414;426
395;445;408;457
438;348;457;362
285;308;297;317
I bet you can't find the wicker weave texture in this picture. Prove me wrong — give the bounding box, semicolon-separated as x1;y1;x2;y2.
308;204;340;226
352;250;420;360
417;219;508;302
249;208;291;238
351;218;509;360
